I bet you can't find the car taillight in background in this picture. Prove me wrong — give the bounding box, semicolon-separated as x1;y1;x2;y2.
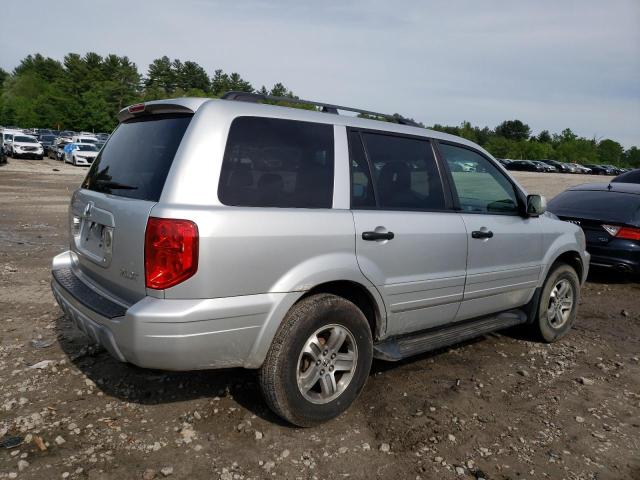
144;217;199;289
602;224;640;241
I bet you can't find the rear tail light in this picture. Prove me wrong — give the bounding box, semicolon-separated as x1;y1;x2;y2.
603;224;640;241
144;217;198;289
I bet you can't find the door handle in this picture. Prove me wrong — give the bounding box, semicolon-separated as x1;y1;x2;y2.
471;230;494;239
362;231;395;241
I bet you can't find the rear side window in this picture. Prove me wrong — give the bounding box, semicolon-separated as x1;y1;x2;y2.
218;117;334;208
349;131;445;210
82;114;192;201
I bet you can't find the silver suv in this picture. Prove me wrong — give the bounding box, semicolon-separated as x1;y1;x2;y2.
51;93;590;426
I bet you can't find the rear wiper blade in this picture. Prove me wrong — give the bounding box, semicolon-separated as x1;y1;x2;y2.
95;180;138;190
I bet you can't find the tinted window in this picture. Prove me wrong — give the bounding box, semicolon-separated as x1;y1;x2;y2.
82;114;192;201
440;143;519;214
548;191;640;225
356;132;444;210
218;117;334;208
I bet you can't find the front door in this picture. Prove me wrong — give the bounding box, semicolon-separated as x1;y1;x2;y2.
348;129;468;336
437;142;542;320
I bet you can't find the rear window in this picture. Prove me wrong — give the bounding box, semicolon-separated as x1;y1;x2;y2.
218;117;334;208
548;190;640;225
82;114;192;201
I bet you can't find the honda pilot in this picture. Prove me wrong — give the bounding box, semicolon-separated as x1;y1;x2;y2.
52;93;590;426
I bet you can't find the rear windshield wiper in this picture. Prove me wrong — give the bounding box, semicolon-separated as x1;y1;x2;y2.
94;180;138;190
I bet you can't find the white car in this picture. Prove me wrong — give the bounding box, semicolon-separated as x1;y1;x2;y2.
65;143;99;166
11;135;44;159
71;135;98;145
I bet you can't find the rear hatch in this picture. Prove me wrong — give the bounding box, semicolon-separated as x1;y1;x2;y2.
70;112;193;304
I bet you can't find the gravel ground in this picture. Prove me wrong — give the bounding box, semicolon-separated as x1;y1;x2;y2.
0;157;638;480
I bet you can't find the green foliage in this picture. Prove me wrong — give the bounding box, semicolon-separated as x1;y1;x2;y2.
495;119;531;141
0;52;637;168
597;139;624;165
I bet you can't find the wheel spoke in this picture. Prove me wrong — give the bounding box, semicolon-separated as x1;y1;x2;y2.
560;299;573;310
333;352;355;372
298;365;321;393
302;336;322;362
325;327;347;352
557;281;569;299
319;372;337;396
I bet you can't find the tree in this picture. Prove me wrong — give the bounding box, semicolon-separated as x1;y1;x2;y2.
495;120;531;141
597;139;624;165
176;61;210;92
624;146;640;167
537;130;551;143
145;56;176;94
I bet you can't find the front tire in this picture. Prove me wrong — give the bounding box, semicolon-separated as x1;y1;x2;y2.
532;264;580;342
259;294;373;427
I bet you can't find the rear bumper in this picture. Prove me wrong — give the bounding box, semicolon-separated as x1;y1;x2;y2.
51;251;292;370
587;239;640;274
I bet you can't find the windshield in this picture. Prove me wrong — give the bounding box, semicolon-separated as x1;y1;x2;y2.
77;144;98;152
41;135;56;141
14;136;37;143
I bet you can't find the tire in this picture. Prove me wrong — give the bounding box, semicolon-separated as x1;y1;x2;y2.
72;156;77;166
532;264;580;342
259;293;373;427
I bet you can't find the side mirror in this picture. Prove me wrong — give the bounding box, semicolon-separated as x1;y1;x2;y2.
526;194;546;217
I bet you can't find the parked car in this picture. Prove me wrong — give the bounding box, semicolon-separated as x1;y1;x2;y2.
506;160;544;172
601;165;624;175
612;169;640;184
531;160;556;172
38;134;57;157
584;164;615;175
71;134;98;145
64;143;100;166
568;163;591;174
548;182;640;275
1;129;22;155
496;158;511;168
51;138;71;160
51;95;589;426
10;135;44;159
541;160;573;173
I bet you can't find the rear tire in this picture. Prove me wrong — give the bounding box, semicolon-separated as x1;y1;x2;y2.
532;264;580;342
259;294;373;427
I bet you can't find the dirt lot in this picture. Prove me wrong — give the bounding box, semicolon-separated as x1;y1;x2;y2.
0;158;638;480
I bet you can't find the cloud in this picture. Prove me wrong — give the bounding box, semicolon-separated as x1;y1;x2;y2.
1;0;638;147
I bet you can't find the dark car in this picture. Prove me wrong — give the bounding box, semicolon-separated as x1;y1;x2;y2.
506;160;544;172
541;159;572;173
602;165;624;175
547;182;640;275
584;164;614;175
531;160;556;172
612;169;640;184
38;134;57;156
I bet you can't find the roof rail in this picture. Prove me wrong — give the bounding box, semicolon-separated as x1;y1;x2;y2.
220;91;421;127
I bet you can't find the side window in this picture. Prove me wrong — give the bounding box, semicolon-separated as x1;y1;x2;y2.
439;143;519;215
356;132;445;210
218;117;334;208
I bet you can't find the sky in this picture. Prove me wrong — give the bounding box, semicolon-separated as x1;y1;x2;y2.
1;0;639;148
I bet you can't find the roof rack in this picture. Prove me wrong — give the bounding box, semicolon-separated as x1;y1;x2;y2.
220;91;421;127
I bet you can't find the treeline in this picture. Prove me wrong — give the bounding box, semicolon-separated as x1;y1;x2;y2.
0;52;637;167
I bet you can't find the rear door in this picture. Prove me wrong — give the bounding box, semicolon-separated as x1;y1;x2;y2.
70;113;193;304
437;142;542;320
349;129;468;336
